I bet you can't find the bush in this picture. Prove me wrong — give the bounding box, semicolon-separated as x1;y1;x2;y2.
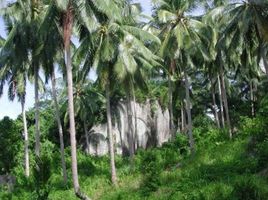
32;154;52;200
139;150;162;195
232;175;268;200
239;116;268;170
238;117;266;137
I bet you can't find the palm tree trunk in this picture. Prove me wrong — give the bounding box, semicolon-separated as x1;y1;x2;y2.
168;74;175;137
217;75;225;128
126;91;135;161
181;102;186;132
211;83;220;128
220;68;232;139
105;82;117;186
83;121;90;154
21;100;29;177
261;47;268;77
63;5;90;200
184;72;195;153
250;80;255;117
34;63;40;157
254;83;257;110
132;89;138;151
51;69;67;184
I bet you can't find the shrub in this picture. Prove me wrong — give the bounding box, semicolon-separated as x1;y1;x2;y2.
139;150;162;195
232;175;268;200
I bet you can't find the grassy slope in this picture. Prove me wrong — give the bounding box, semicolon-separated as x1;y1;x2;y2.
46;135;268;200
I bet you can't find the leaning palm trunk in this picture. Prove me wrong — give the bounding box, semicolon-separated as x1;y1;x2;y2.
21;100;29;177
184;72;195;153
217;75;225;128
63;4;90;200
220;68;232;139
34;63;41;157
105;82;117;186
51;69;67;184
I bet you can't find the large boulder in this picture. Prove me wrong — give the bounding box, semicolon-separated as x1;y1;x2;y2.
83;100;170;156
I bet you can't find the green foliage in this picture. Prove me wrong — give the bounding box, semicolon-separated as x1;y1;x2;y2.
239;115;268;171
139;150;162;195
238;116;267;137
0;117;22;174
2;0;268;199
192;115;229;147
231;175;268;200
32;154;52;200
1;114;268;200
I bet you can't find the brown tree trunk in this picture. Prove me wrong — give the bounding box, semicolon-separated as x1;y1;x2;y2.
217;75;225;128
63;4;90;200
21;100;29;177
51;69;67;184
220;67;232;139
105;82;117;186
34;63;40;157
184;72;195;153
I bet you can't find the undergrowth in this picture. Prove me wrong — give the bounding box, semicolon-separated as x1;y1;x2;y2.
1;115;268;200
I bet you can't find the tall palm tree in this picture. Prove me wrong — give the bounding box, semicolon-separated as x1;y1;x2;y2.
52;0;124;197
153;0;213;152
0;51;30;177
0;6;39;176
1;0;47;156
38;3;68;183
76;2;161;181
206;0;268;137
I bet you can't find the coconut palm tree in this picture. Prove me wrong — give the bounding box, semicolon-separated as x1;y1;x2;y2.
75;2;161;182
0;43;30;177
220;0;268;78
203;0;268;137
0;5;40;176
153;0;214;153
38;3;68;183
1;0;48;157
49;0;125;197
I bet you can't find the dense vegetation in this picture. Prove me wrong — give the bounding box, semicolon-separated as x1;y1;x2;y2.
1;0;268;199
1;107;268;200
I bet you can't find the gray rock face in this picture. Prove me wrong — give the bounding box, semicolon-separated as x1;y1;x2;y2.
84;100;170;156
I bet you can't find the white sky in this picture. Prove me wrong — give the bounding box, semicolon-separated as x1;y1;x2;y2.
0;0;152;119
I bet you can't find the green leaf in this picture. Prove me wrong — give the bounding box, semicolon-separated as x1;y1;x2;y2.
158;9;176;23
55;0;69;11
122;25;161;45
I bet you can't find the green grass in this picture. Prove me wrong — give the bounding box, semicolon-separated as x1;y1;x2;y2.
2;123;268;200
48;136;268;200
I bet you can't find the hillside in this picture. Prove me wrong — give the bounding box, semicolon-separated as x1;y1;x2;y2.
1;115;267;200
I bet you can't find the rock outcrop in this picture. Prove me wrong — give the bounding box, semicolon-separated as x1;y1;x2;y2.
83;100;170;156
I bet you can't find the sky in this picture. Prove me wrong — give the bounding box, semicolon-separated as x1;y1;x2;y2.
0;0;153;119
